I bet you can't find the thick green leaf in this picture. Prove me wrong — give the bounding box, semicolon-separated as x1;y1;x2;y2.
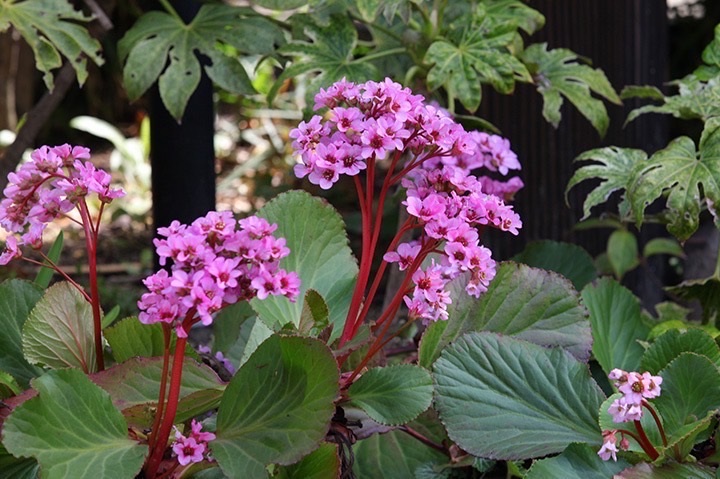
599;393;662;454
522;43;621;136
212;335;339;479
298;289;330;337
581;278;650;375
629;117;720;241
91;356;225;428
641;329;720;374
643;238;685;258
525;443;630;479
0;443;38;479
0;0;103;89
511;240;597;290
433;332;605;459
665;274;720;324
0;370;21;399
118;5;283;120
251;190;357;338
33;231;63;289
276;443;340;479
106;317;174;363
347;365;432;426
22;281;97;373
353;413;448;479
2;369;146;479
567;147;648;221
626;76;720;125
212;301;256;354
424;8;530;112
0;280;43;388
655;353;720;445
617;462;716;479
269;14;378;105
419;262;591;367
223;316;273;370
607;229;640;280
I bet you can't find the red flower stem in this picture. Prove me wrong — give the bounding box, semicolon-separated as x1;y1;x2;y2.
398;425;448;455
77;199;104;371
144;318;194;478
633;420;659;460
642;400;667;447
148;324;172;452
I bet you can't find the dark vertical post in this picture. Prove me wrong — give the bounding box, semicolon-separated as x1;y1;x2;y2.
150;0;215;261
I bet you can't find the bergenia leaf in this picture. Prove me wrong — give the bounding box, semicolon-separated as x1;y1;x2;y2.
268;14;378;105
521;43;621;136
424;6;531;112
118;4;284;120
0;0;103;89
624;76;720;125
566;146;649;221
627;117;720;242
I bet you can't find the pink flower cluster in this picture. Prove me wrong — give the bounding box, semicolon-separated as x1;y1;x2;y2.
290;77;522;323
138;211;300;336
0;144;124;264
172;419;215;466
598;368;663;461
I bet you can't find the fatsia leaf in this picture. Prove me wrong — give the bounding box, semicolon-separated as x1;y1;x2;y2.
625;76;720;125
0;0;103;89
22;281;97;373
269;14;378;105
522;43;621;136
424;6;531;112
482;0;545;35
665;274;720;324
627;117;720;242
2;369;147;479
701;24;720;69
567;147;648;221
433;332;605;460
118;4;284;120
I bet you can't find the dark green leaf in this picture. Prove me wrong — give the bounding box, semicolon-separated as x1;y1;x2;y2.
525;443;630;479
212;335;339;479
119;5;284;120
276;443;340;479
0;444;38;479
628;117;720;241
299;289;330;336
252;0;307;10
643;238;685;258
620;85;665;101
641;329;720;374
665;274;720;325
511;240;597;290
347;365;433;425
522;43;621;136
22;281;97;372
566;147;648;221
33;231;62;289
434;332;605;459
607;229;640;280
251;190;357;339
105;316;198;363
0;0;103;89
419;262;591;367
0;280;43;388
617;461;716;479
212;301;256;354
581;278;650;375
2;369;146;479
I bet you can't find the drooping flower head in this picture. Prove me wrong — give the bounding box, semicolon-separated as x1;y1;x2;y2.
0;144;125;264
291;78;522;324
138;211;300;337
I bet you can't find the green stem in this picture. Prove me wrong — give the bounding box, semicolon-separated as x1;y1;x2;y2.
354;47;407;64
158;0;183;22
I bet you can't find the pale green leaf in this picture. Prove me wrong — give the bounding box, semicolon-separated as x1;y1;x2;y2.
22;281;97;373
620;85;665;101
119;5;284;120
643;237;685;258
0;280;43;388
251;190;357;339
626;76;720;125
298;289;330;337
347;365;433;425
581;278;650;375
2;369;146;479
525;443;630;479
419;262;591;368
628;117;720;241
607;229;639;280
512;240;597;290
522;43;620;136
434;332;605;459
483;0;545;35
0;370;21;399
0;0;103;89
212;335;339;479
567;147;648;221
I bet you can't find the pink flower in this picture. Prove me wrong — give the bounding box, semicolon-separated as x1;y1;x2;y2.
172;436;206;466
598;430;619;461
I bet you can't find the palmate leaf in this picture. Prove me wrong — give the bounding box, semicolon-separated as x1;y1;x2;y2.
118;4;284;121
628;117;720;242
268;14;378;105
566;147;649;221
521;43;621;137
624;76;720;125
424;5;531;112
482;0;545;35
0;0;103;89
